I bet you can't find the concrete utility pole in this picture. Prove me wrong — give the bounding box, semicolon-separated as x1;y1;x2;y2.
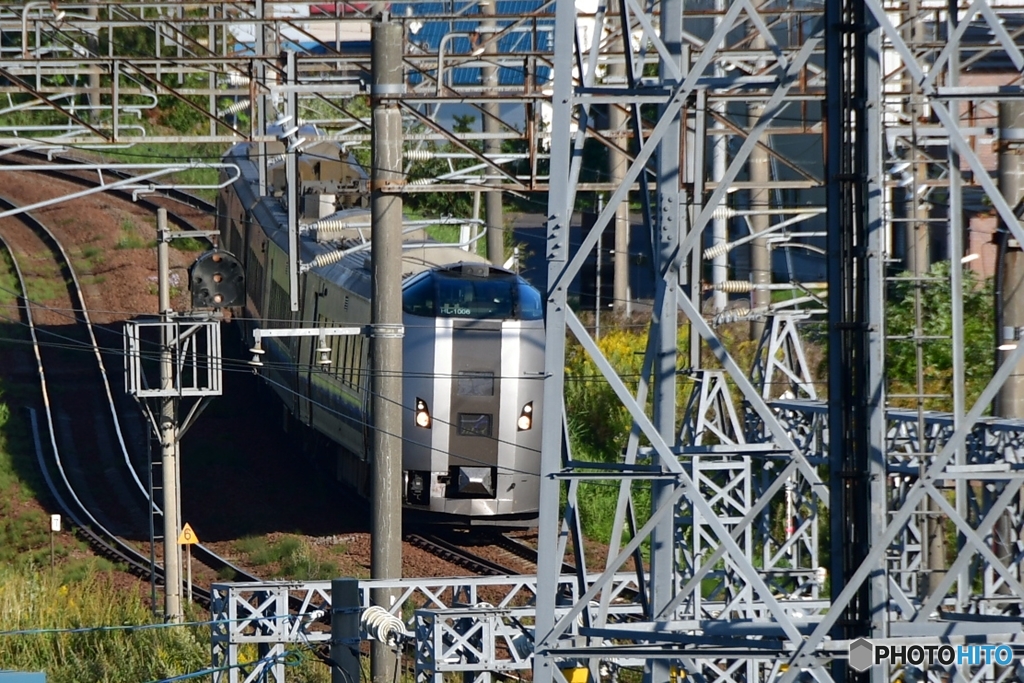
481;0;504;264
995;100;1024;582
607;50;630;315
370;15;404;683
748;34;770;341
998;101;1024;417
157;208;182;623
710;0;729;314
903;0;930;274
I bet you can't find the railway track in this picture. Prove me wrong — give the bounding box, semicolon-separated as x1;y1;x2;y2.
404;529;582;578
488;532;578;574
405;531;524;577
1;152;560;589
0;148;217;235
0;194;255;607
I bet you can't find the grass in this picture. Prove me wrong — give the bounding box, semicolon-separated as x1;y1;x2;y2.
0;386;54;567
0;562;338;683
0;250;19;307
115;218;153;250
0;368;91;571
0;310;206;682
0;374;334;682
24;277;60;303
80;245;104;267
147;283;181;298
425;223;487;255
172;236;207;252
0;567;209;683
73;245;106;277
565;427;653;546
426;224;461;243
0;374;210;683
0;497;53;566
17;258;64;304
215;565;244;581
0;118;354;683
96;141;226;203
233;534;340;580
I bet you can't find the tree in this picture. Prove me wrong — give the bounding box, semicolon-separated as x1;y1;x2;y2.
886;261;994;411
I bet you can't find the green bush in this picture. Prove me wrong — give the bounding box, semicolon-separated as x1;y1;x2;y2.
172;236;207;252
564;327;695;541
887;261;994;411
564;328;649;459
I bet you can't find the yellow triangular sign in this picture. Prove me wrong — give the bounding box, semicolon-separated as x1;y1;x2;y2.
178;523;199;545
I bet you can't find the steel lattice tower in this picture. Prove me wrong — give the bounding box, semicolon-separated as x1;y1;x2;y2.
536;0;1024;682
4;1;1024;681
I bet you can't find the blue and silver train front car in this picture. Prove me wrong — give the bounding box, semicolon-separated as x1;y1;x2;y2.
401;262;544;523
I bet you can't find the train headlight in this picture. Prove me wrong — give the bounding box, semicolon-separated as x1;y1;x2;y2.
517;402;533;431
415;398;432;428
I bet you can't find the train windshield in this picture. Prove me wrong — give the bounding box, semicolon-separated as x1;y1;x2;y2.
403;271;543;320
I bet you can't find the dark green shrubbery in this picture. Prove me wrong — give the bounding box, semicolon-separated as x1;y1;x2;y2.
887;261;994;411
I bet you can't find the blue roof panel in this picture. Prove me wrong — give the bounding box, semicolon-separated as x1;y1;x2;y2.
260;2;553;86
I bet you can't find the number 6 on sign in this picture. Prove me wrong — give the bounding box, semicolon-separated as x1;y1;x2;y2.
178;522;199;545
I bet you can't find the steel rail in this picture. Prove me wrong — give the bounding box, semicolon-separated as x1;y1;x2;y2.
405;532;523;577
0;210;185;594
0;169;251;581
491;532;578;574
0;195;257;605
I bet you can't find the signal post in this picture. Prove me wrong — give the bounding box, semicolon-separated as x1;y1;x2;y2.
157;212;182;622
124;209;235;623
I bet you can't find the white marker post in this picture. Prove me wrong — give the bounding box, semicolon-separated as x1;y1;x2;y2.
50;514;61;569
178;523;199;603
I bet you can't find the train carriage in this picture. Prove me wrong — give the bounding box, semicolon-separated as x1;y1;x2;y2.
216;139;543;524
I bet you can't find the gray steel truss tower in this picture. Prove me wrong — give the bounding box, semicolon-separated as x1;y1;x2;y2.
537;0;1024;682
537;0;830;680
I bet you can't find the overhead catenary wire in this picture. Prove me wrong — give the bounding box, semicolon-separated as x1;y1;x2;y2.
0;307;547;474
1;145;826;313
0;201;263;598
0;317;828;391
5;303;756;483
0;131;831;466
13;91;833;224
0;312;825;472
0;231;166;595
0;612;307;638
0;293;827;496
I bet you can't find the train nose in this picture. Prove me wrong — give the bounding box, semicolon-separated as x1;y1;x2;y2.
455;467;494;497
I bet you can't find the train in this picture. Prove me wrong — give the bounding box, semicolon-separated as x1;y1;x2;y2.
216;137;545;525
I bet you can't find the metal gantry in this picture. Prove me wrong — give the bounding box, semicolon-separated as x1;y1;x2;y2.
6;1;1024;681
0;1;556;191
210;575;646;683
